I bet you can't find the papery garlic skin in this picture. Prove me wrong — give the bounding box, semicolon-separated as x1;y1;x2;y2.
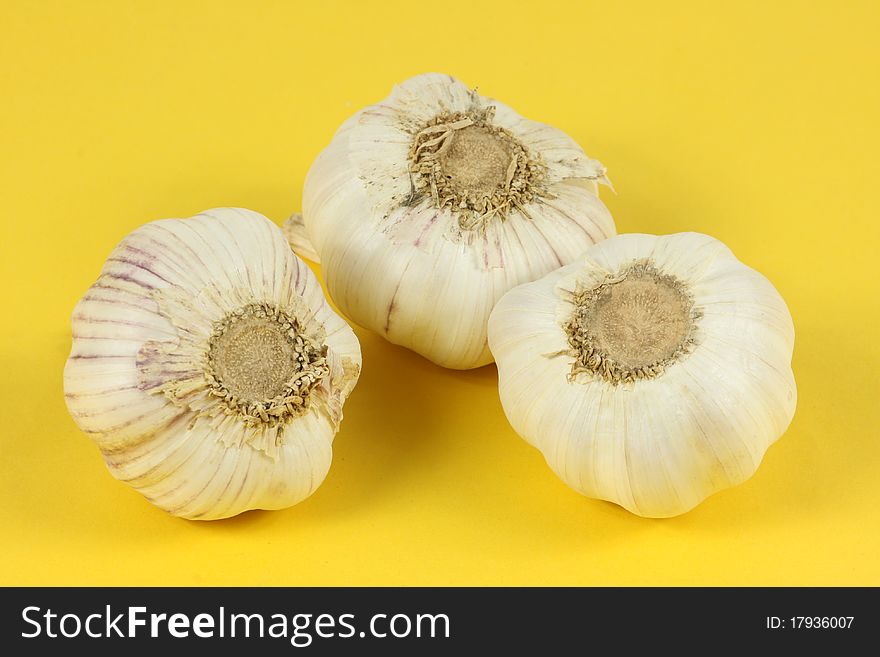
63;208;361;520
299;72;615;369
488;232;796;517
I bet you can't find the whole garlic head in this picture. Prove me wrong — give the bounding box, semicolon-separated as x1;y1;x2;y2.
298;72;616;369
488;232;796;517
63;208;361;520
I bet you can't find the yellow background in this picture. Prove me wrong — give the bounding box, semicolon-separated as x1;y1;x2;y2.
1;0;878;586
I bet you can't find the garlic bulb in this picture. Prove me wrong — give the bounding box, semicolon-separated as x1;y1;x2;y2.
63;208;361;520
488;232;796;517
297;72;615;369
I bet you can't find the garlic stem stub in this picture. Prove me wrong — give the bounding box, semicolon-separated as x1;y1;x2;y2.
63;208;361;520
297;72;616;369
487;232;797;517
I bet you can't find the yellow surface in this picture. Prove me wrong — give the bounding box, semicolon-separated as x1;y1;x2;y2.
1;0;878;586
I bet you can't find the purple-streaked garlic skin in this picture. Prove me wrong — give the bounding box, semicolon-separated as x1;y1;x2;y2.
297;73;616;370
64;208;361;520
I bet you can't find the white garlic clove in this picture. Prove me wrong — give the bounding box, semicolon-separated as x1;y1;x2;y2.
488;232;797;517
283;212;320;264
64;208;361;520
300;72;616;369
